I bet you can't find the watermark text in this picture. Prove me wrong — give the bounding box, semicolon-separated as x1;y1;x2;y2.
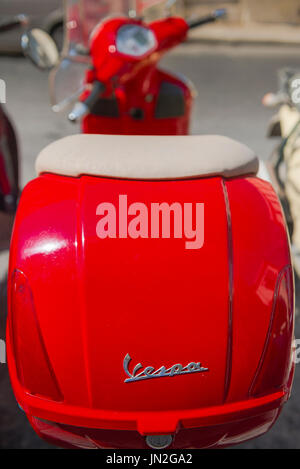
96;195;205;250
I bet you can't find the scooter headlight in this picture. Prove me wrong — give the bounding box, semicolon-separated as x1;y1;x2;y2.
116;24;157;58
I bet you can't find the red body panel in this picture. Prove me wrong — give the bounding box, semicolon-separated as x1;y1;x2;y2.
7;172;294;449
81;17;193;135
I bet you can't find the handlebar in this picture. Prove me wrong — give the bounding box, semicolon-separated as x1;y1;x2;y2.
68;81;106;123
188;9;227;29
0;14;28;34
68;10;226;123
262;92;289;108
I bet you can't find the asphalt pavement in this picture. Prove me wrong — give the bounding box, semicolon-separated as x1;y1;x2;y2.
0;42;300;448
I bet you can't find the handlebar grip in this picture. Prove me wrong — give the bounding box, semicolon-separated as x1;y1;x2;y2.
0;14;28;33
84;81;106;109
68;81;105;123
188;9;226;29
68;102;89;123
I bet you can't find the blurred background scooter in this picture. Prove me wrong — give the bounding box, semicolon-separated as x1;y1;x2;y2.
263;68;300;281
0;15;27;250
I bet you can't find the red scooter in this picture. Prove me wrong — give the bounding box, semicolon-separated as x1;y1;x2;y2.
7;1;295;450
22;0;226;136
0;16;26;213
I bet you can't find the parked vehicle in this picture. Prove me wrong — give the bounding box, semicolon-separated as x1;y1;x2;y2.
22;0;226;135
263;68;300;278
7;0;295;450
0;16;25;213
0;1;63;53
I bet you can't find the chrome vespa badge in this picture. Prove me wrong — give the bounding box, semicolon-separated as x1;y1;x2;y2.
123;354;209;383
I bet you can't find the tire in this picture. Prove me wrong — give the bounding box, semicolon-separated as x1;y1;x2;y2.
50;22;64;52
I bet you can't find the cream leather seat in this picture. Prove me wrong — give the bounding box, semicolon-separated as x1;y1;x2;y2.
36;134;259;180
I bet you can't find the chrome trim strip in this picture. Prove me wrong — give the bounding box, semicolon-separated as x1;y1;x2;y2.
222;179;233;403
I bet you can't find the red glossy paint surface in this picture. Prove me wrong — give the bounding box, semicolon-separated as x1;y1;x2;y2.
224;177;294;403
82;68;192;136
81;17;192;135
10;269;63;402
28;406;281;449
7;172;294;448
89;17;188;83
